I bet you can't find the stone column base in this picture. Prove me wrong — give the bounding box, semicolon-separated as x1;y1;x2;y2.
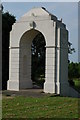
7;80;19;91
7;80;33;91
19;80;33;89
44;82;55;93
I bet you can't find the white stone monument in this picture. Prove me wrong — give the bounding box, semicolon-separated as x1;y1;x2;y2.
7;7;79;97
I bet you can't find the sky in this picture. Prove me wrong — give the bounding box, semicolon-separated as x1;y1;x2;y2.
2;2;78;62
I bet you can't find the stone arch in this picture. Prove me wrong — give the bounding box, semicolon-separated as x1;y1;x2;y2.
19;29;46;89
7;7;79;97
7;7;68;94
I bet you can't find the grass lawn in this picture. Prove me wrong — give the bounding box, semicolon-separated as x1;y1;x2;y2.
74;79;80;93
2;95;79;119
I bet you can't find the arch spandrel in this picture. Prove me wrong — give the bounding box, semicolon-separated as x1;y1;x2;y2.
10;20;56;48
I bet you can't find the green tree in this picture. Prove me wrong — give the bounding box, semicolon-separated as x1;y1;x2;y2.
68;62;80;80
68;41;75;63
2;7;16;89
68;42;75;54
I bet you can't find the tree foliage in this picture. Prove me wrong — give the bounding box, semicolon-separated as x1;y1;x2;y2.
68;41;75;54
68;62;80;79
2;8;16;89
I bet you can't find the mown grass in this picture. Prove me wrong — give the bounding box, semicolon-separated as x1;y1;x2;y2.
2;95;79;119
74;79;80;93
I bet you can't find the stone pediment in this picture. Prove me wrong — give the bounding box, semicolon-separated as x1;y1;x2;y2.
23;7;50;17
18;7;57;22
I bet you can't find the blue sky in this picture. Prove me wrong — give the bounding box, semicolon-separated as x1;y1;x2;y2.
2;2;78;62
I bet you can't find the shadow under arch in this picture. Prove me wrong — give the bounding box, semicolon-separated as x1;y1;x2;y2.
19;29;46;89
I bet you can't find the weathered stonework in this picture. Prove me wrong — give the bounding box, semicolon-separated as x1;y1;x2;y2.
7;7;79;97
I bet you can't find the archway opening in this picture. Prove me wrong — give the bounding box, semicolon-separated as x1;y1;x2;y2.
19;29;46;89
31;32;46;89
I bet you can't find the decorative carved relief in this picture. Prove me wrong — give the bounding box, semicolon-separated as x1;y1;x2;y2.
29;21;36;29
